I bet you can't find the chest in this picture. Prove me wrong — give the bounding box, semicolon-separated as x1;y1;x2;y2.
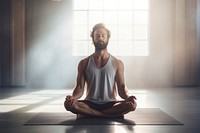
86;56;116;79
93;58;109;68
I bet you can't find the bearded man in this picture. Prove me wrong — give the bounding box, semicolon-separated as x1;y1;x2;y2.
64;23;137;117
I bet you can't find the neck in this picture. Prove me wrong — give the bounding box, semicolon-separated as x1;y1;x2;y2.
93;49;109;59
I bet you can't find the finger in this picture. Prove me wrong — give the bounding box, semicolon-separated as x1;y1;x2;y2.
132;96;137;100
65;96;69;100
65;99;73;107
65;100;70;106
66;95;71;99
134;96;137;100
64;101;71;110
70;99;75;106
68;99;74;105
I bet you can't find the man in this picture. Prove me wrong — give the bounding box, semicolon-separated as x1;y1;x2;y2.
64;23;137;117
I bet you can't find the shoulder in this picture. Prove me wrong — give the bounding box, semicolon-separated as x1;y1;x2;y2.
112;55;124;70
78;56;90;70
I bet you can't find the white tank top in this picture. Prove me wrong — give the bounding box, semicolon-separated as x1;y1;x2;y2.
85;54;117;103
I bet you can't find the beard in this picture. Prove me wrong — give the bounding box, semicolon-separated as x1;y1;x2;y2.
94;40;108;51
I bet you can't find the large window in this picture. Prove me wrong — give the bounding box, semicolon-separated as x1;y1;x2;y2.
73;0;149;56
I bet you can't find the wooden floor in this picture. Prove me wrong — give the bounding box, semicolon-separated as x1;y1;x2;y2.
0;87;200;133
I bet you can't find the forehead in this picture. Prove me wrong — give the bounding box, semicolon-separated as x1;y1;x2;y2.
94;28;108;35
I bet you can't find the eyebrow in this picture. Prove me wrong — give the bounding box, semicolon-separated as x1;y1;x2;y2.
95;33;106;36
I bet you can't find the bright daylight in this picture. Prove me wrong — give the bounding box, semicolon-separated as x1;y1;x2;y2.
73;0;149;56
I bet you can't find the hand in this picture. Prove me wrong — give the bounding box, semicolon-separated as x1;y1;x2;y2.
125;95;137;103
125;95;137;111
65;95;74;101
64;95;77;111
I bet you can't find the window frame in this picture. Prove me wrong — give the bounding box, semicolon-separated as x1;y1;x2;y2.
73;0;150;56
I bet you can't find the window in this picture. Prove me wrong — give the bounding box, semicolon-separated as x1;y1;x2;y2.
73;0;149;56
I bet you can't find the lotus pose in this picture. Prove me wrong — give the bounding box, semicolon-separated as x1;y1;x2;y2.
64;23;137;117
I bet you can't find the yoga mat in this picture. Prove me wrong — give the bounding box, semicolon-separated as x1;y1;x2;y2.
24;108;183;125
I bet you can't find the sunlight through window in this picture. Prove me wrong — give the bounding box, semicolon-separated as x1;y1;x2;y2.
73;0;149;56
26;104;66;113
0;90;71;113
0;105;27;113
0;89;148;113
0;95;49;113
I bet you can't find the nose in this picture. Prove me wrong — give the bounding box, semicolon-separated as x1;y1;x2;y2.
98;35;104;41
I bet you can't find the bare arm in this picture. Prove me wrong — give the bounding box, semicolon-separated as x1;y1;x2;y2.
115;59;129;99
72;59;87;99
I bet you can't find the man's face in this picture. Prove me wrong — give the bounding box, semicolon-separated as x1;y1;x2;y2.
93;28;109;51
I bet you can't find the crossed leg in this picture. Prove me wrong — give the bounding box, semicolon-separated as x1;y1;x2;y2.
64;99;137;118
102;101;137;116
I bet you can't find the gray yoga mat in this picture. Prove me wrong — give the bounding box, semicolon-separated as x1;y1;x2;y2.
24;108;183;125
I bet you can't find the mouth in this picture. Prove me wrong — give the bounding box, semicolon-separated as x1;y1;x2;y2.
94;41;108;50
98;41;104;44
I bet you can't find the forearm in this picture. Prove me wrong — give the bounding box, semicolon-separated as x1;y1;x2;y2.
118;85;129;99
72;86;84;99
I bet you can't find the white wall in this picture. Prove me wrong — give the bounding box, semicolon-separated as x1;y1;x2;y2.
124;0;175;88
26;0;177;88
